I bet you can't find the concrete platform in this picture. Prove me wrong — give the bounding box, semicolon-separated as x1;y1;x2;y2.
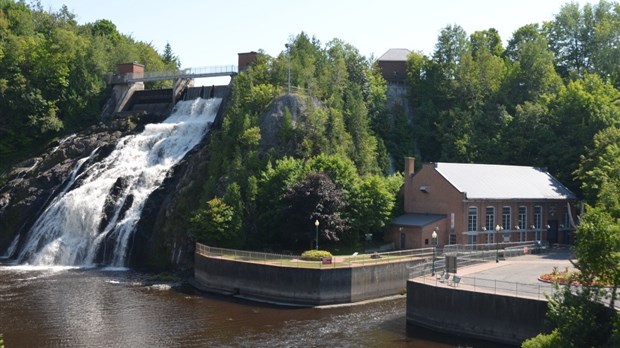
417;247;575;300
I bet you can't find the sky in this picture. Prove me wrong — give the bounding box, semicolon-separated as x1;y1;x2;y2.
39;0;597;78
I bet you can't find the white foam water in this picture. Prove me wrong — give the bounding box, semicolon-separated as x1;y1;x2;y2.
13;98;221;267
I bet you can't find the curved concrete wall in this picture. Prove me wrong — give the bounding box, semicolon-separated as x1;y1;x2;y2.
194;253;415;306
406;280;550;345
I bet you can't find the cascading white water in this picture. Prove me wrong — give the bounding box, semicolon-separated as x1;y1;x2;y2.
14;98;221;267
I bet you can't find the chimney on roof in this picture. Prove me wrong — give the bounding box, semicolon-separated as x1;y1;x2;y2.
404;157;416;213
405;157;415;176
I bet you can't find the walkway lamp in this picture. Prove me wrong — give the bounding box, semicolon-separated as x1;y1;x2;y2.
431;229;438;276
495;225;502;262
315;219;320;250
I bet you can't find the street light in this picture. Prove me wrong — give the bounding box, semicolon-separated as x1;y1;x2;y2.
431;228;438;276
285;43;291;94
495;225;502;262
315;219;320;250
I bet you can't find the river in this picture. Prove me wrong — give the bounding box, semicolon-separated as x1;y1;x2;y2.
0;266;512;347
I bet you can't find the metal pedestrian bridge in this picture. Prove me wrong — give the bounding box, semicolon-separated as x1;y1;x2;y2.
111;65;238;84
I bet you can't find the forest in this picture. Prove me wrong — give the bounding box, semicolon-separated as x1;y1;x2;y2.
0;0;179;173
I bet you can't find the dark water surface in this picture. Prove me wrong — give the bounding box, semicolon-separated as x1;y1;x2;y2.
0;267;510;347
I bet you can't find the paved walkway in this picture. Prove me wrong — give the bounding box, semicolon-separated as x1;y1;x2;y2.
416;248;575;300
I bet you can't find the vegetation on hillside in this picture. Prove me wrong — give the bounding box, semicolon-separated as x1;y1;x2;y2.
0;0;180;174
405;1;620;195
190;33;402;251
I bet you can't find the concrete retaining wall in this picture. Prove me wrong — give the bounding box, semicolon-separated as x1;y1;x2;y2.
194;253;414;306
406;280;550;345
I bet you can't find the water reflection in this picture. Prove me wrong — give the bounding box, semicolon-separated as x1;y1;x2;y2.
0;267;514;347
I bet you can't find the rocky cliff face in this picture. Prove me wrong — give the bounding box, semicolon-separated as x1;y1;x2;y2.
0;111;164;259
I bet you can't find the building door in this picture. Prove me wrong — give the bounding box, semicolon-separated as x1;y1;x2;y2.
400;233;406;250
547;220;558;244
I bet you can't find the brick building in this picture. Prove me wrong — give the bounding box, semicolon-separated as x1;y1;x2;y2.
377;49;410;83
238;51;258;72
387;157;578;249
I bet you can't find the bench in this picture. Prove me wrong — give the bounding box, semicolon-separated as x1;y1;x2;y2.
437;271;450;283
451;275;461;287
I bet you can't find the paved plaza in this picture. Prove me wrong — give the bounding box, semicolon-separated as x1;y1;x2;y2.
417;247;575;300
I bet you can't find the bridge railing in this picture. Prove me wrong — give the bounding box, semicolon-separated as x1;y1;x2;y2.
110;65;238;84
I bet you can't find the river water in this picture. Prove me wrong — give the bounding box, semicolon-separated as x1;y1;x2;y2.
0;266;512;347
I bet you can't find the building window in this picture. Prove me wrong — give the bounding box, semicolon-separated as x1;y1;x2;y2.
534;206;543;240
469;234;477;245
502;206;511;230
468;206;478;232
518;206;527;241
486;207;495;243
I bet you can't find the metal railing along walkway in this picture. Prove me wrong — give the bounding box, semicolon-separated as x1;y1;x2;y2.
417;273;555;300
196;243;434;269
111;65;238;84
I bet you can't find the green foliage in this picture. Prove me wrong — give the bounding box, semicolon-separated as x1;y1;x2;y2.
522;329;563;348
545;1;620;86
575;125;620;207
0;1;181;171
300;249;333;261
574;206;620;291
347;173;403;241
190;196;242;248
281;172;347;247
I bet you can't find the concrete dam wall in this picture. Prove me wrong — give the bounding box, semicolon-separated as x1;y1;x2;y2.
194;253;416;306
406;280;550;345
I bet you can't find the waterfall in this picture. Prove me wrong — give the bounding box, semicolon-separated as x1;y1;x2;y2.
13;98;221;267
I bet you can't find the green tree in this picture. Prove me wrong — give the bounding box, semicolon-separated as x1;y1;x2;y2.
190;197;241;247
544;73;620;192
575;125;620;205
433;24;469;80
281;172;347;248
162;41;180;68
546;1;620;85
347;174;403;243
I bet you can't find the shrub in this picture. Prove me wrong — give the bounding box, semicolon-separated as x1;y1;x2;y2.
301;250;333;261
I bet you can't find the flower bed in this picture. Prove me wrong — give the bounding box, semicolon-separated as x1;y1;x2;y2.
538;266;607;286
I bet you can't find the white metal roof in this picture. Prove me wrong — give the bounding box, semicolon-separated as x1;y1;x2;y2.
433;163;576;200
377;48;410;61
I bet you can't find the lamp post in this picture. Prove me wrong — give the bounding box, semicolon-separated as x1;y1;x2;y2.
315;219;320;250
285;43;291;94
431;229;438;276
495;225;502;262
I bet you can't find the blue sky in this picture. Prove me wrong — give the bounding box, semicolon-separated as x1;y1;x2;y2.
41;1;596;69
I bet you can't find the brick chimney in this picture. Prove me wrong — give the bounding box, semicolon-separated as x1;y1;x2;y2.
405;157;415;176
404;157;415;213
